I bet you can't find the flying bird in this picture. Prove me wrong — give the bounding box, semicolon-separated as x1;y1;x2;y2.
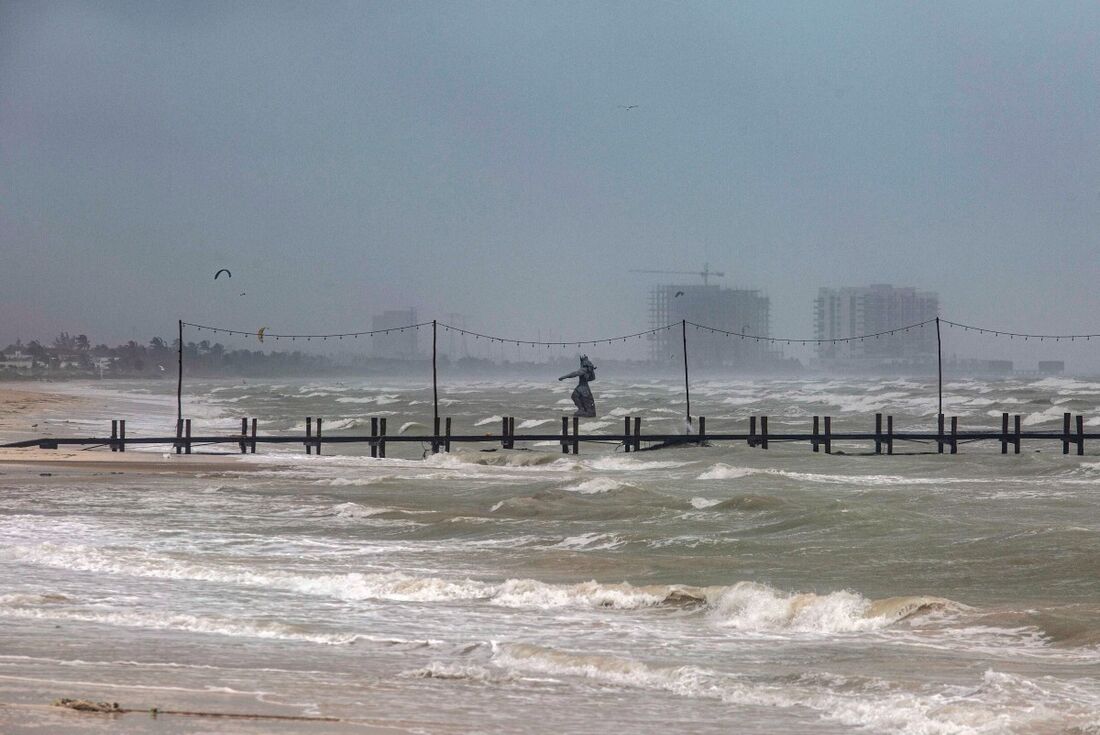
214;269;232;280
674;291;685;298
619;105;638;110
240;292;246;296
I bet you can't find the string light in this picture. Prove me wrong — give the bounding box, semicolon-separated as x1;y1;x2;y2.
180;317;1100;351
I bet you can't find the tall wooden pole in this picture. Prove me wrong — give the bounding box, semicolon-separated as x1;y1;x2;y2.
936;316;942;417
432;319;439;423
177;319;183;423
682;319;691;428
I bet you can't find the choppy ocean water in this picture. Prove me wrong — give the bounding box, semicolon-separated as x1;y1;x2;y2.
2;376;1099;733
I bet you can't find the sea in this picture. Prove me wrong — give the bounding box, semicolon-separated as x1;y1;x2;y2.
1;375;1099;733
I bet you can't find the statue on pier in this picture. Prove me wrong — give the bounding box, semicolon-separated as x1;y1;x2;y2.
559;355;597;417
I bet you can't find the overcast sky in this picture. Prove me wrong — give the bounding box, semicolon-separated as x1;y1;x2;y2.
2;1;1098;360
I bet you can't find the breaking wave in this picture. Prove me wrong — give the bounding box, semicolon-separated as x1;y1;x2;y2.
1;543;962;629
488;644;1100;733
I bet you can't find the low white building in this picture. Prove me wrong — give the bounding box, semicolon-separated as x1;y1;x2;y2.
0;351;34;372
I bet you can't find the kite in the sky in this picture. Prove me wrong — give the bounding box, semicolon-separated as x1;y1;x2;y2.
257;327;268;343
214;269;232;280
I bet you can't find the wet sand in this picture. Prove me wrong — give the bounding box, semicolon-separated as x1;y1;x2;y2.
0;446;272;473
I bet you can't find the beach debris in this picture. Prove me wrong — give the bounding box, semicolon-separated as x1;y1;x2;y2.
214;269;232;280
54;698;121;713
50;698;341;722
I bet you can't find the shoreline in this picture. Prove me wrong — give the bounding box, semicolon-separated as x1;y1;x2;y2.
0;447;273;472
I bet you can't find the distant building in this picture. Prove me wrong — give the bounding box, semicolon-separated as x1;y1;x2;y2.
1038;360;1065;375
0;350;33;373
648;284;772;367
814;285;939;363
371;310;420;359
953;358;1014;376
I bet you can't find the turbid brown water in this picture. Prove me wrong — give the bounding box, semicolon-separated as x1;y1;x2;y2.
1;376;1098;733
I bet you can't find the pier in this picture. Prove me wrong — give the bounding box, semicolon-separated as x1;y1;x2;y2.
3;412;1095;456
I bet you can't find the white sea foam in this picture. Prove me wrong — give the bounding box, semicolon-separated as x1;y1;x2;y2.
708;582;954;633
690;497;722;509
312;476;389;487
335;395;400;405
697;464;756;480
330;502;390;518
517;418;553;429
584;456;691;471
474;415;503;426
697;463;997;487
3;543;707;610
489;644;1099;734
579;420;611;431
1;541;973;631
400;662;514;683
550;532;626;551
0;604;362;645
560;478;632;494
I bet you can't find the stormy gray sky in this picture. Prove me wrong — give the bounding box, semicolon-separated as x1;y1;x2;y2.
2;1;1099;360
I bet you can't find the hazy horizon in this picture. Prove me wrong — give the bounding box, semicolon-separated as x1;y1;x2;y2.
3;1;1099;367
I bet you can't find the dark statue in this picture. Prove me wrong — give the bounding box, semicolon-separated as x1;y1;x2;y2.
559;355;597;417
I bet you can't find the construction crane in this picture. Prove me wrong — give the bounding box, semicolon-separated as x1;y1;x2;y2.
629;263;725;287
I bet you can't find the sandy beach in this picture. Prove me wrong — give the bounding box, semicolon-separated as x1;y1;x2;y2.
0;384;87;435
0;382;267;472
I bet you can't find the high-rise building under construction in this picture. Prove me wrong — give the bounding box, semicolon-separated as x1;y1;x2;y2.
814;285;938;362
648;284;772;367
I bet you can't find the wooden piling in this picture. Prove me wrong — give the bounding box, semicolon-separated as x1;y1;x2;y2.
824;416;832;454
185;419;191;454
698;416;706;445
1063;412;1071;455
509;417;515;449
432;417;440;454
1001;412;1009;454
572;416;579;455
1077;414;1085;456
250;418;257;453
749;416;757;448
379;418;386;458
633;416;641;451
561;417;569;454
240;417;247;454
812;416;820;452
370;417;378;458
111;420;118;452
874;413;882;454
175;418;183;455
306;417;313;455
315;417;323;455
950;416;958;454
501;416;509;449
119;420;125;452
623;416;631;452
1013;414;1021;454
937;414;945;454
444;417;452;452
760;416;769;449
176;319;183;425
886;415;894;455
